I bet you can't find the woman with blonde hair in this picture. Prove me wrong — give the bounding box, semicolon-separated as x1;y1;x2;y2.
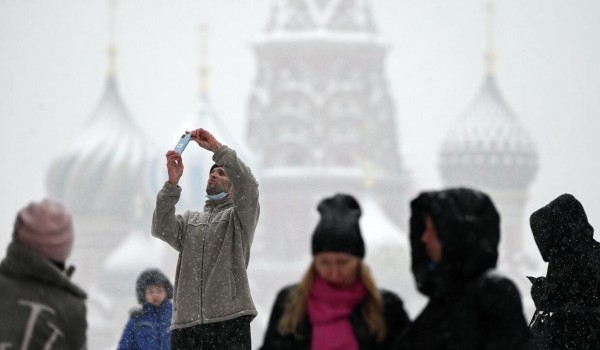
260;194;410;350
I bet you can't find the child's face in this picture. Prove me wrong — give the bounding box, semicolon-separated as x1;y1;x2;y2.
145;285;167;307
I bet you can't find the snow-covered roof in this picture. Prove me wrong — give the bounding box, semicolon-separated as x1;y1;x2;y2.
264;0;377;37
360;195;407;249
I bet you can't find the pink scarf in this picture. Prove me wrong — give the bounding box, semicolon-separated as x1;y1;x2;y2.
307;275;367;350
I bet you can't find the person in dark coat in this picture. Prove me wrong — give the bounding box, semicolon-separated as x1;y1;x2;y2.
118;268;174;350
0;199;87;349
528;194;600;350
396;188;532;350
260;193;410;350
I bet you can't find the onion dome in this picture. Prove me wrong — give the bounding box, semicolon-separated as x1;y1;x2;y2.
440;0;538;190
439;75;538;190
46;75;157;219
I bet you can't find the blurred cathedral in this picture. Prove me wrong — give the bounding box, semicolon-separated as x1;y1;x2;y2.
44;0;538;349
438;0;539;315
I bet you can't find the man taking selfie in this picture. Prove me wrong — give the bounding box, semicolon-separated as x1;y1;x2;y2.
152;128;260;350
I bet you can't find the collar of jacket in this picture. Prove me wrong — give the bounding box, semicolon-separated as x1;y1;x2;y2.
142;299;172;313
0;241;86;299
204;196;233;209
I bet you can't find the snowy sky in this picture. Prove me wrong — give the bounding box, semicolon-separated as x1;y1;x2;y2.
1;0;600;263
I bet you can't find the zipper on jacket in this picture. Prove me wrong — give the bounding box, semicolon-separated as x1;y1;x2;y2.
199;204;214;322
156;306;162;350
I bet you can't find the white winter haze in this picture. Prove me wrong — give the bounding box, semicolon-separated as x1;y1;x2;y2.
1;0;600;347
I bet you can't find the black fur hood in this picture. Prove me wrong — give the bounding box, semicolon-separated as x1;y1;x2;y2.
136;268;174;304
410;188;500;297
530;193;594;262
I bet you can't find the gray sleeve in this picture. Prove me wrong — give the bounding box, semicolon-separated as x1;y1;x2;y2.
151;181;186;251
213;145;260;248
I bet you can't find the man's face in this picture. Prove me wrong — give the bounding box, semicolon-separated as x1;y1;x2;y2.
206;166;232;195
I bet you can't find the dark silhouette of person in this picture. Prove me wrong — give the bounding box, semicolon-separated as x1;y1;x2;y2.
528;193;600;350
396;187;532;350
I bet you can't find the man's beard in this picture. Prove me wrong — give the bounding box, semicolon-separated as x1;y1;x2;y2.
206;183;226;195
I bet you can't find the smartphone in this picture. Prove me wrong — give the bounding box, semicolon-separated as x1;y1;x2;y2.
173;133;192;154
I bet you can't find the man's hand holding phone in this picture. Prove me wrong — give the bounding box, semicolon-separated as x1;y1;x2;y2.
166;133;192;186
189;128;222;152
165;150;184;186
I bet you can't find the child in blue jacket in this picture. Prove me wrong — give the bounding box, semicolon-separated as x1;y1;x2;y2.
118;268;173;350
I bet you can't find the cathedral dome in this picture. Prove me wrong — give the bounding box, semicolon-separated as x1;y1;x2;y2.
439;75;538;190
46;76;157;218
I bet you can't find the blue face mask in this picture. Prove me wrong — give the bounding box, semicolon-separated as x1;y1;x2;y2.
206;192;228;201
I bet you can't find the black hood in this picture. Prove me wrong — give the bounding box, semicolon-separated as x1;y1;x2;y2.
136;268;174;304
410;188;500;297
530;194;594;262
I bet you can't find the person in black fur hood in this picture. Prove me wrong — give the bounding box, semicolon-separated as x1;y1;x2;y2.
395;187;533;350
118;268;174;350
528;194;600;350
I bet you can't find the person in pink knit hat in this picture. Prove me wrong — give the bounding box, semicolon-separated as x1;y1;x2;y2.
0;199;87;349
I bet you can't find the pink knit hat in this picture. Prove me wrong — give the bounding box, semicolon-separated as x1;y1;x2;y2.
13;199;74;263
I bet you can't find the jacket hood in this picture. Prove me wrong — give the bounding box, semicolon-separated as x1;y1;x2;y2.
530;193;594;262
410;188;500;296
136;268;174;304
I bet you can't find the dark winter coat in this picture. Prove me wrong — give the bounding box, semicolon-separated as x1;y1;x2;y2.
528;194;600;350
117;300;173;350
0;241;87;349
259;284;410;350
397;188;533;350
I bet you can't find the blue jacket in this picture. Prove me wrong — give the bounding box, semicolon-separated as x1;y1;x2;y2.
118;300;172;350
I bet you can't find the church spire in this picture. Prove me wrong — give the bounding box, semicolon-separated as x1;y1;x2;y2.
107;0;117;76
198;23;209;97
484;0;496;76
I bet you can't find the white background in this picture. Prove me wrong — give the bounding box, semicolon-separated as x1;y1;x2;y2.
1;0;600;277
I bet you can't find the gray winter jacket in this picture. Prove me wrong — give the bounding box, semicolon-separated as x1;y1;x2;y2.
0;241;88;350
152;145;260;329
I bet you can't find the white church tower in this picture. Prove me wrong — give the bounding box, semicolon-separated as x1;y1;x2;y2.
245;0;420;340
438;1;539;278
246;0;412;261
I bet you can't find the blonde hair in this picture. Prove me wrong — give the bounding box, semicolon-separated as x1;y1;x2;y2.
278;260;386;341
